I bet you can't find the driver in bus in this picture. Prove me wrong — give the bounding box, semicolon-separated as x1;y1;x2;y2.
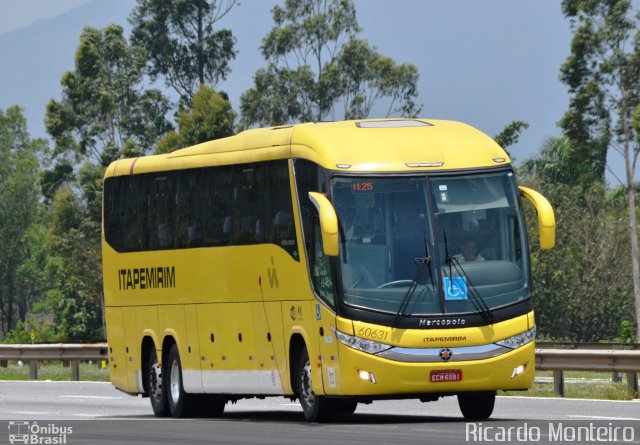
454;238;486;263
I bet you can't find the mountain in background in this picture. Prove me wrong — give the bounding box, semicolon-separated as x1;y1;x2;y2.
0;0;133;140
0;1;572;165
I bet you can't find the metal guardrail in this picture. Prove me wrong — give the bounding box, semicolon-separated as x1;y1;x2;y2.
0;343;107;380
0;342;637;398
535;346;640;398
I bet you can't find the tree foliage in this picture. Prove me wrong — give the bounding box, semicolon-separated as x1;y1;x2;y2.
129;0;238;105
45;24;172;166
0;106;47;336
494;121;530;150
521;137;636;341
560;0;640;339
44;186;104;341
36;24;175;342
522;136;579;186
240;0;421;127
524;182;634;341
157;85;236;153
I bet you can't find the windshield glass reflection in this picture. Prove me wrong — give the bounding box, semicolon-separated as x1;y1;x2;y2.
331;172;529;316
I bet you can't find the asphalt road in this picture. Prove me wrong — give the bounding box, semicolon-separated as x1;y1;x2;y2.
1;381;639;444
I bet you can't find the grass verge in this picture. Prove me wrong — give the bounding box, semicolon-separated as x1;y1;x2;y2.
0;360;110;382
503;371;637;400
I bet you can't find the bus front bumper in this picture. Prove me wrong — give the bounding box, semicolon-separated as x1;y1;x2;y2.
333;341;535;396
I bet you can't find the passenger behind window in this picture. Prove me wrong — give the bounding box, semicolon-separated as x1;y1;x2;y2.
238;215;257;244
157;223;170;248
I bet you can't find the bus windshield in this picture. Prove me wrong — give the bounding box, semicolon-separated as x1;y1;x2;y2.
331;171;529;316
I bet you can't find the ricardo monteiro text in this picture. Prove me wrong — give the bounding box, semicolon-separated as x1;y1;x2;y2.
118;266;176;290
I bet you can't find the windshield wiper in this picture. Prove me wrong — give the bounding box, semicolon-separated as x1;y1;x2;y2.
443;230;494;323
393;233;432;326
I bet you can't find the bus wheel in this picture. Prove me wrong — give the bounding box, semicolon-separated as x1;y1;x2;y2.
457;391;496;420
147;348;169;417
166;343;196;418
295;347;333;422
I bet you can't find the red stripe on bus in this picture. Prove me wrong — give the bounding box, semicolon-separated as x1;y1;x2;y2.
129;158;139;175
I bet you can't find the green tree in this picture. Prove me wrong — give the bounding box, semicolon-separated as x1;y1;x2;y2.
0;106;47;337
45;187;104;341
560;0;640;339
157;85;236;153
240;0;421;127
45;24;172;166
494;121;529;150
526;183;633;341
521;137;635;341
129;0;238;105
43;25;167;340
522;136;579;186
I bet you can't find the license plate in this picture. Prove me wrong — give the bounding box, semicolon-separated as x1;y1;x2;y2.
430;369;462;382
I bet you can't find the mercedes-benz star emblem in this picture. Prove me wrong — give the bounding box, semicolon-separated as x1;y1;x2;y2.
439;348;453;361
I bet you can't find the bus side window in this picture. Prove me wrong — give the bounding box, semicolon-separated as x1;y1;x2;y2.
273;211;293;245
263;160;297;258
104;178;125;251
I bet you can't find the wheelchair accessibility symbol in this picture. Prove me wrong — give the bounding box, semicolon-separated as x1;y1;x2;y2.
444;277;468;301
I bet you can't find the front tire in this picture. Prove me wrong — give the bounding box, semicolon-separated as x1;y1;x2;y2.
295;346;334;422
166;343;197;418
457;391;496;420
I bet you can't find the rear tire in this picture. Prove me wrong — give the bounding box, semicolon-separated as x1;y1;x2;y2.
166;343;197;418
147;348;169;417
457;391;496;420
295;346;334;422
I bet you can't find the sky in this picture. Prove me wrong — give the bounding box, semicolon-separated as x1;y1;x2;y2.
0;0;91;34
0;0;580;173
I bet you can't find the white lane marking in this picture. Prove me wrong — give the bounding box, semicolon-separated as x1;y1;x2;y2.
59;395;120;400
501;395;640;403
12;411;48;415
568;415;640;421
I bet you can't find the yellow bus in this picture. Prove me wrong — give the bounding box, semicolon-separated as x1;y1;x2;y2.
102;119;555;421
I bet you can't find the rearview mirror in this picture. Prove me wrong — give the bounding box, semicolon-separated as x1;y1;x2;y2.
308;192;339;256
519;186;555;249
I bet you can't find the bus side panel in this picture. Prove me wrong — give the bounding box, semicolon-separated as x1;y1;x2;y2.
282;300;325;396
252;302;286;394
198;303;261;394
104;307;128;391
135;304;160;350
157;305;193;388
196;303;223;390
184;304;203;393
223;302;258;391
315;303;343;395
121;308;141;392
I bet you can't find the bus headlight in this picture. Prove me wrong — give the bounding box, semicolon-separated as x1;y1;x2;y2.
496;326;536;349
333;328;392;354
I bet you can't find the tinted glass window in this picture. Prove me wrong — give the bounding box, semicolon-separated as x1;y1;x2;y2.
293;159;333;305
103;160;298;258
